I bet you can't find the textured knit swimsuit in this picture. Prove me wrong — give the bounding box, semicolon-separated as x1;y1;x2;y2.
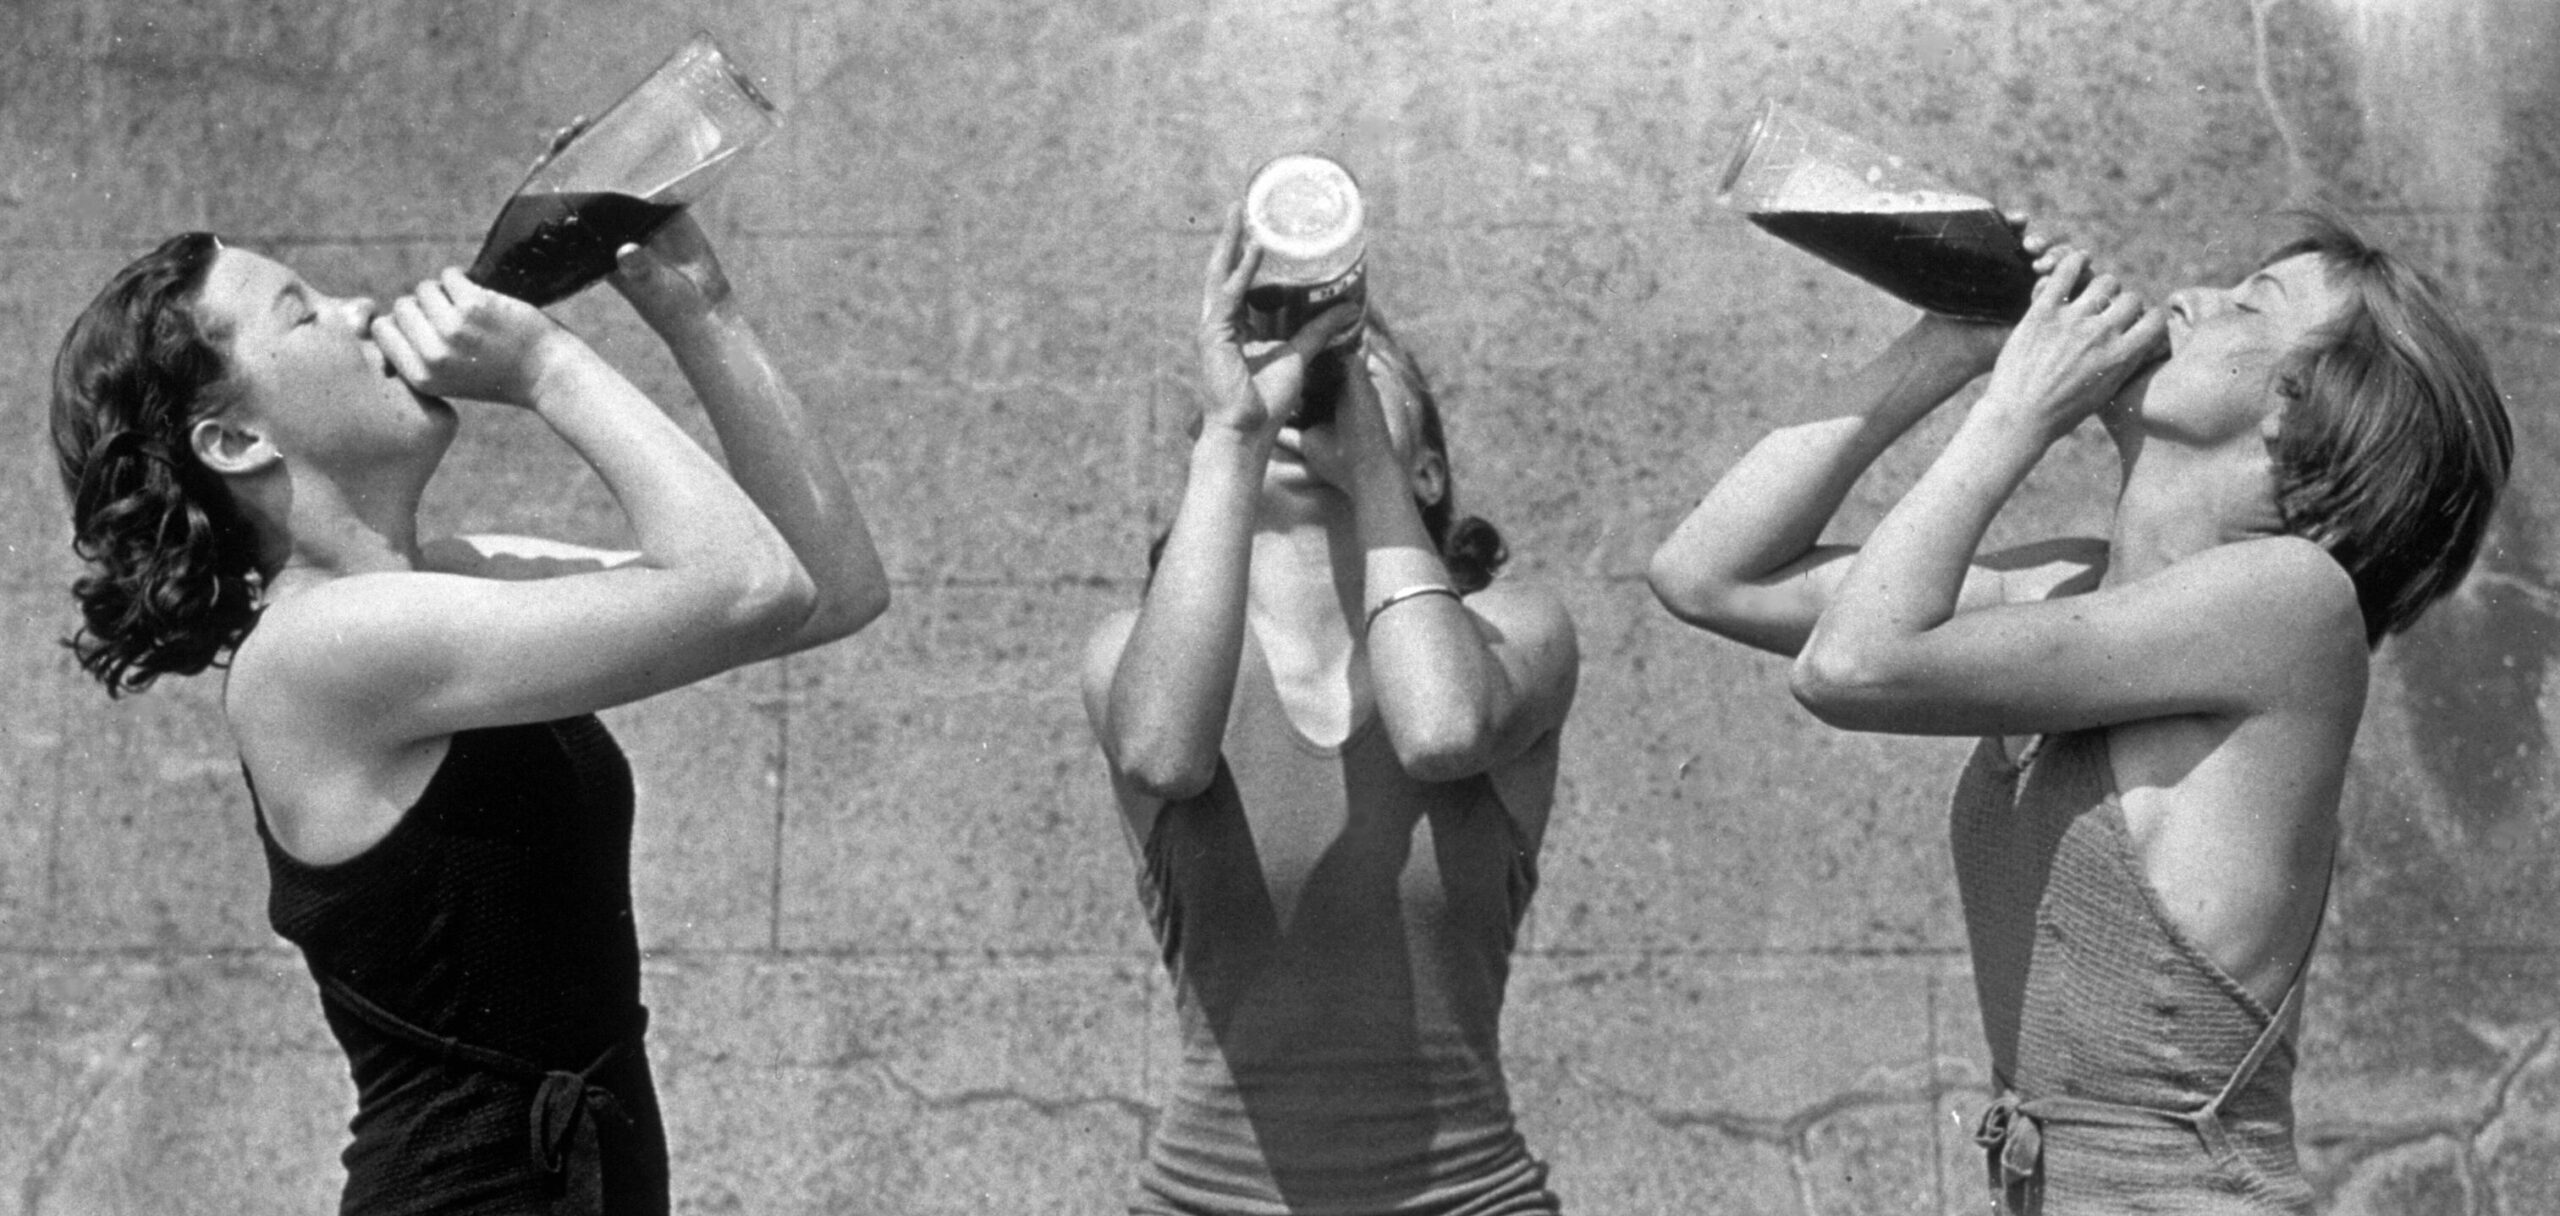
253;716;667;1216
1951;730;2321;1215
1131;634;1560;1216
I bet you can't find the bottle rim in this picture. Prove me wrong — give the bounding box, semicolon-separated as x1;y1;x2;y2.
1716;97;1778;201
1243;153;1365;266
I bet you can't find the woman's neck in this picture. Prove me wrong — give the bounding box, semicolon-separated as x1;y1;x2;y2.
254;474;426;602
1245;514;1363;650
2104;439;2281;588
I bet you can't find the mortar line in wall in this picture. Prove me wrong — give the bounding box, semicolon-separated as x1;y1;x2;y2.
6;941;2547;964
42;716;67;941
768;655;792;954
1926;969;1948;1216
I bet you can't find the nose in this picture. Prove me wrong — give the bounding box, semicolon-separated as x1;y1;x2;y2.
2164;286;2223;327
344;295;379;329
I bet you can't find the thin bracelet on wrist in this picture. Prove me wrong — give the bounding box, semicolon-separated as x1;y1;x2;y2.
1363;583;1461;635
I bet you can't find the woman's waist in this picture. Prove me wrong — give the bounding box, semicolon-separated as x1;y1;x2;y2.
1140;1094;1548;1216
2001;1001;2297;1115
1158;1041;1521;1158
318;969;648;1084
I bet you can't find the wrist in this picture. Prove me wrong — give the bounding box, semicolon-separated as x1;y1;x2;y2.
1951;394;2060;464
650;302;752;363
1189;425;1274;478
520;333;610;410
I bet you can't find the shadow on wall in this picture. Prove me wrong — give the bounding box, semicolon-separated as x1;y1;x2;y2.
2394;511;2558;835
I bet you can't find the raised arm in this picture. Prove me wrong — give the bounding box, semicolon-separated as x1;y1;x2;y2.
1082;208;1356;800
1784;249;2315;737
1646;314;2008;655
609;216;891;655
1302;355;1578;784
243;269;812;741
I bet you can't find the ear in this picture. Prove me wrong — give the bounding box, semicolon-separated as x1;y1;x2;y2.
1409;444;1448;513
189;416;280;477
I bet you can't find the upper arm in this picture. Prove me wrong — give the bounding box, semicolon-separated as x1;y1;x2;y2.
431;532;877;661
1662;537;2099;657
1078;607;1142;763
1793;536;2365;737
236;559;807;748
1079;606;1169;859
1462;581;1582;766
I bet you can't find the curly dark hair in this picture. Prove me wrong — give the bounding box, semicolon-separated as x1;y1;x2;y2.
1148;310;1510;593
52;232;267;695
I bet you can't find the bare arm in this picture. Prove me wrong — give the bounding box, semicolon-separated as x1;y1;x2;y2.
1646;316;2012;655
1785;249;2325;737
1304;355;1579;782
609;217;891;655
247;269;810;742
1089;208;1356;799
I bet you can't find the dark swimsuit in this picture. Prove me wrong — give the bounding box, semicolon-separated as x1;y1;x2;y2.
252;715;667;1216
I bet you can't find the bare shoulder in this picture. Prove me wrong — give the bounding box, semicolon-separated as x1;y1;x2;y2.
1463;578;1580;713
223;579;457;858
225;574;447;732
419;534;640;582
1460;578;1576;645
2177;535;2366;657
2179;535;2361;619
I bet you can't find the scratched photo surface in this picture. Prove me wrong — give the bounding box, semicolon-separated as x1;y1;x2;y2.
2;1;2554;1212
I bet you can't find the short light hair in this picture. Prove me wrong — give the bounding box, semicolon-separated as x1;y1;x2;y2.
2264;212;2513;645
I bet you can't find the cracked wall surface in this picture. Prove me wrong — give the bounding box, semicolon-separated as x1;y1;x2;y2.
2;0;2555;1212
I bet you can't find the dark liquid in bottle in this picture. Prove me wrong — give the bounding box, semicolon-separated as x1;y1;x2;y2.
1241;268;1367;426
468;191;688;307
1747;207;2036;323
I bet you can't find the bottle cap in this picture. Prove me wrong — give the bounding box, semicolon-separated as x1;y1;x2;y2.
1243;154;1365;287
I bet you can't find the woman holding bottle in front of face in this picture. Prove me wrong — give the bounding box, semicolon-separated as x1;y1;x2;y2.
1647;216;2509;1214
1081;209;1580;1216
51;216;888;1214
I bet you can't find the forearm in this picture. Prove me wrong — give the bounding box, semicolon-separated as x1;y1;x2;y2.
1651;330;1987;616
1105;431;1267;793
528;343;798;591
656;305;890;640
1806;405;2047;666
1352;466;1514;778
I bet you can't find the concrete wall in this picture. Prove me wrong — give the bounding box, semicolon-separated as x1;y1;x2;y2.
3;0;2556;1212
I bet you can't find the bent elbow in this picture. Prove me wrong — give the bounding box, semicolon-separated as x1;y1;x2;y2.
1646;552;1762;642
1119;750;1218;802
805;579;892;646
1787;644;1896;732
728;556;819;642
1392;718;1497;785
1644;551;1717;626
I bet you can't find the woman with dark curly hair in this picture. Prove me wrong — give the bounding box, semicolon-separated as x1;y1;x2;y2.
1648;214;2510;1214
51;216;888;1215
1081;208;1580;1215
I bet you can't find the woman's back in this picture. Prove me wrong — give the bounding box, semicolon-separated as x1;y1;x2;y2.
256;714;666;1215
